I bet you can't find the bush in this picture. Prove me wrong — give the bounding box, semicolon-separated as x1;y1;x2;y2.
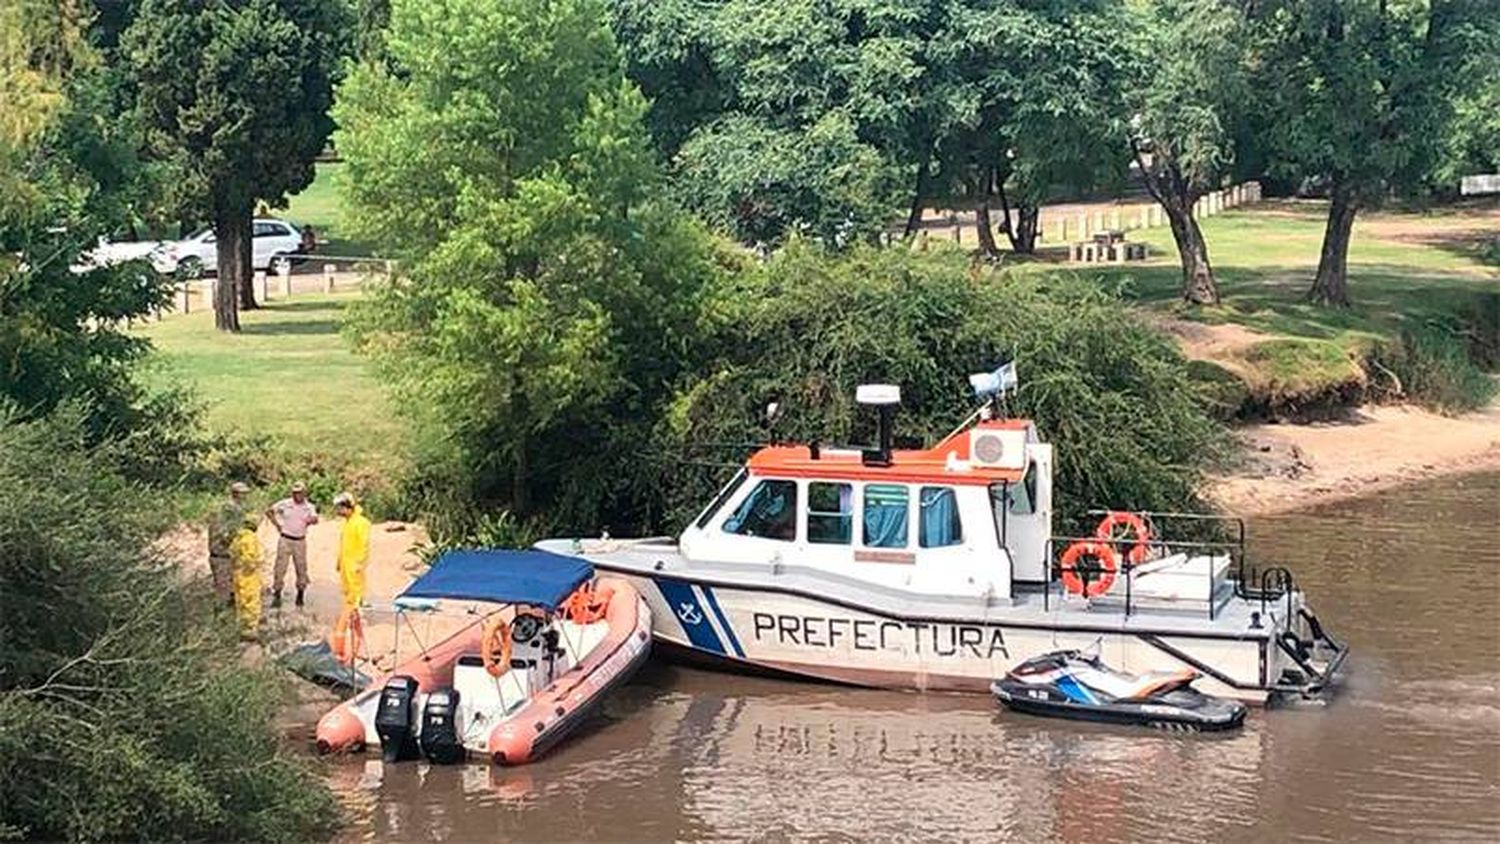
1372;321;1498;414
0;408;340;843
653;243;1228;534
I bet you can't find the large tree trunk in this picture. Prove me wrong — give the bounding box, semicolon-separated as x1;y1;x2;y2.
1309;182;1358;307
1130;141;1219;305
1009;205;1039;254
995;181;1039;254
212;211;248;332
237;216;258;311
903;160;929;239
1163;197;1218;305
974;167;1001;256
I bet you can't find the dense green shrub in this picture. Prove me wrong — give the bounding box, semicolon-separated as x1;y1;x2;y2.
652;243;1228;534
1373;320;1498;414
0;408;339;843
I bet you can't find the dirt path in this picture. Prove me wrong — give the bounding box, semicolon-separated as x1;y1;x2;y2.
1208;399;1500;515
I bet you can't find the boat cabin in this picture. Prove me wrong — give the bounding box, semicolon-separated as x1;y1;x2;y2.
680;395;1055;602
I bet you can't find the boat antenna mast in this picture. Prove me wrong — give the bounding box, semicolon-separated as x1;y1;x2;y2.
944;356;1020;442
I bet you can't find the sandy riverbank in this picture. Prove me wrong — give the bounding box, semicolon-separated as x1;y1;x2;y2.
168;516;463;730
1208;400;1500;516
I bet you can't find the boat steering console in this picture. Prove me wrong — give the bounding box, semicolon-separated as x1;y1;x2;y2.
510;611;565;677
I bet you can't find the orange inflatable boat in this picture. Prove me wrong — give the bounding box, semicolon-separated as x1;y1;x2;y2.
315;549;652;765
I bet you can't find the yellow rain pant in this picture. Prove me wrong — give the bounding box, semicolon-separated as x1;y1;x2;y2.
234;566;262;638
337;562;365;610
229;529;263;638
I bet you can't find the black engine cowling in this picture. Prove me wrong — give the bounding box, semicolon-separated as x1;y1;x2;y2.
374;675;420;762
419;687;464;764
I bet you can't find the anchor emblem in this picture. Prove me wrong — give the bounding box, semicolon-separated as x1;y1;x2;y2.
677;602;703;626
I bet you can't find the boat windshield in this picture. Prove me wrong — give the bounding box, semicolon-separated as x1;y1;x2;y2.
694;468;747;529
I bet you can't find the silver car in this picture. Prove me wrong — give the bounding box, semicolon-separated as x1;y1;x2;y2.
154;218;310;278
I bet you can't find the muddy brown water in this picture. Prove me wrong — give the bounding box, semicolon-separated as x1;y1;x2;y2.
327;472;1500;842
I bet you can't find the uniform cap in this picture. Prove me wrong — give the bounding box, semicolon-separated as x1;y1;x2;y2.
290;481;307;493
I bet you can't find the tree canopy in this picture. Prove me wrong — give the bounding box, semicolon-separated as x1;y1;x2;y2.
0;0;197;482
124;0;349;329
1259;0;1477;306
339;0;729;536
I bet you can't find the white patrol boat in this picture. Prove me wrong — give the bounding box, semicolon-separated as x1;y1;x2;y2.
536;371;1348;705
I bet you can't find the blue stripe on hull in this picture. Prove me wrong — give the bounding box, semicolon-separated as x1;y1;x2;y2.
654;578;725;655
701;586;744;657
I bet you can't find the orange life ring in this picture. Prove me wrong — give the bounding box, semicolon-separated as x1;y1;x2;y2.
1059;541;1118;598
480;616;513;678
561;582;609;625
329;607;364;665
1094;510;1152;565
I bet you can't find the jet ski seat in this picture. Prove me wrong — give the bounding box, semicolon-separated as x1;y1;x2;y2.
1070;659;1197;700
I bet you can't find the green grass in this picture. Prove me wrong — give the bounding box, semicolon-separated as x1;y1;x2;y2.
137;294;408;475
1098;201;1495;337
1054;199;1500;414
275;161;377;258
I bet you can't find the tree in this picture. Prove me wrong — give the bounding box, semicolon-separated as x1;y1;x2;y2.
1260;0;1475;306
1123;0;1251;304
1;0;200;483
339;0;725;534
933;0;1131;255
614;0;937;247
657;242;1225;532
124;0;349;331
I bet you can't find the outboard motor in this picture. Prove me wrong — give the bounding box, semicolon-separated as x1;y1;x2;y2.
374;675;420;762
419;687;464;764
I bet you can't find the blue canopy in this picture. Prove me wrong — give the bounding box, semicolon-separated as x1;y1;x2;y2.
398;549;593;610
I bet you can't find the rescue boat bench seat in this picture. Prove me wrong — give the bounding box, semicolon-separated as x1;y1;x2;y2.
1093;553;1234;607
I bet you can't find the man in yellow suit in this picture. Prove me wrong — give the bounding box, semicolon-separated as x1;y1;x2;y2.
333;492;371;609
228;513;264;640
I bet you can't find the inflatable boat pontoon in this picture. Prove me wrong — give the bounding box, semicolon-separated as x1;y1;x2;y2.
315;549;652;765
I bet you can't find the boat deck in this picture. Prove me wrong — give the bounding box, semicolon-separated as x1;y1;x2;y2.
535;539;1277;640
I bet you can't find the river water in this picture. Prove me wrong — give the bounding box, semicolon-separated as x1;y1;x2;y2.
329;472;1499;842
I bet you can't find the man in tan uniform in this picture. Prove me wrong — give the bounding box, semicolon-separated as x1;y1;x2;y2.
266;481;318;608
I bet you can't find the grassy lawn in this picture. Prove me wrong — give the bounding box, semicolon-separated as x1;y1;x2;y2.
274;161;378;258
1056;199;1500;409
138;293;408;476
1098;200;1495;335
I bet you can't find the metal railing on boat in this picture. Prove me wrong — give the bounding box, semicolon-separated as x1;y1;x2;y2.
1043;510;1299;621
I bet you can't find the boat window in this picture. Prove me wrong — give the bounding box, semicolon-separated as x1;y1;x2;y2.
695;469;748;529
1008;461;1037;516
919;486;963;548
862;484;909;548
807;482;852;545
722;479;797;541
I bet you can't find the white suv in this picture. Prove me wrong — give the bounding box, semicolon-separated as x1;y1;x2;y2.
154;218;310;278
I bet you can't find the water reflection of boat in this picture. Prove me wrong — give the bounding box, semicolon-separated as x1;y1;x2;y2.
537;375;1348;705
315;550;651;765
641;673;1268;841
326;666;1271;842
